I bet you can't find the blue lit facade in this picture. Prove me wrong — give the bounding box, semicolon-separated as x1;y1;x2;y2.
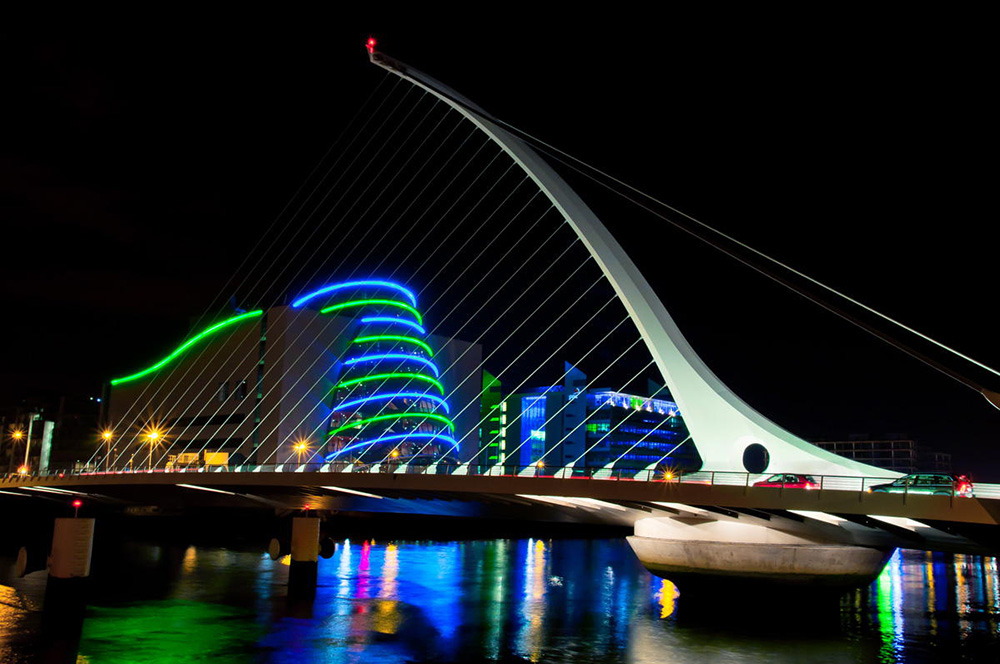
492;364;700;472
581;390;693;469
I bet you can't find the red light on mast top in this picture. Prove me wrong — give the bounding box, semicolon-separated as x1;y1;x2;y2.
366;37;377;55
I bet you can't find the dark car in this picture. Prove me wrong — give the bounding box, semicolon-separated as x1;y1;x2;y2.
868;473;974;497
752;473;819;489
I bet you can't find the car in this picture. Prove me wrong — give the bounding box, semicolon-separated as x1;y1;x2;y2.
868;473;974;497
752;473;819;489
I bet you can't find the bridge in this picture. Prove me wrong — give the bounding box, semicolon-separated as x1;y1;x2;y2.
4;41;998;599
6;463;1000;592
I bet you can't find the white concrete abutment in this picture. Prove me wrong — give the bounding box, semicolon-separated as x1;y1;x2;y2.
627;516;891;589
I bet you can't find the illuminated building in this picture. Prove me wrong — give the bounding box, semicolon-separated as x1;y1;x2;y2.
478;370;503;464
490;363;700;472
812;435;952;474
106;280;482;468
325;283;457;466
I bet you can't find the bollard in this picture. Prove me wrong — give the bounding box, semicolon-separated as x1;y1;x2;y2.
288;517;320;591
44;518;95;614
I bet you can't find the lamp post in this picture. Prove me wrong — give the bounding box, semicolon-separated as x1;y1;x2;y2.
146;429;161;471
101;430;114;472
293;440;310;465
10;428;24;474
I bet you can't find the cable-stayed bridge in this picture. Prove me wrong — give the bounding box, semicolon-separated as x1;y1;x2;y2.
5;42;998;591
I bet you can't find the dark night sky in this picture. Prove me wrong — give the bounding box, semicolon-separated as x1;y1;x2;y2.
2;10;997;474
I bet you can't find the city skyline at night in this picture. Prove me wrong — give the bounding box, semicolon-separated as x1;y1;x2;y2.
2;12;996;477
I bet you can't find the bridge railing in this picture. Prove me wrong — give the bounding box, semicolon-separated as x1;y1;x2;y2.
7;462;1000;496
9;463;1000;499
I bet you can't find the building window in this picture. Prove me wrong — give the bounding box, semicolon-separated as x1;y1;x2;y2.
217;382;229;402
235;380;247;400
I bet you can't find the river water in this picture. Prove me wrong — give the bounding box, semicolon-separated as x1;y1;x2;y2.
1;538;998;663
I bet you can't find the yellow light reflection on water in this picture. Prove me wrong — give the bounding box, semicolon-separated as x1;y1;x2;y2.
532;540;545;602
182;546;197;574
517;539;548;663
0;585;39;634
925;551;937;637
955;553;971;639
372;543;401;635
657;579;678;619
372;599;401;635
382;543;399;600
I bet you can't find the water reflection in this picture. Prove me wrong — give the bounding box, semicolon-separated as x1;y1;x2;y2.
859;548;1000;663
517;538;548;661
1;541;999;662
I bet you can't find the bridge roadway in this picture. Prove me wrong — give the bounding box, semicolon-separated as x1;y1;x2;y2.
4;470;1000;556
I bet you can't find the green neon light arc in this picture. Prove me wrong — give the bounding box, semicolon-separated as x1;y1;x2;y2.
329;412;455;437
110;311;264;386
352;334;433;356
320;299;423;324
336;372;445;395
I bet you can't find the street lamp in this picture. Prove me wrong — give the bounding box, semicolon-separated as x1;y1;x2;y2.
292;439;310;464
144;428;162;471
101;430;114;472
10;429;24;474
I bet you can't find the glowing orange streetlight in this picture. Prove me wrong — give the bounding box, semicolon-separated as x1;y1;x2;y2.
292;439;311;464
101;430;114;472
144;428;162;471
10;428;27;474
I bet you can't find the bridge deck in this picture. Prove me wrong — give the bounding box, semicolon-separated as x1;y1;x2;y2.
4;471;1000;527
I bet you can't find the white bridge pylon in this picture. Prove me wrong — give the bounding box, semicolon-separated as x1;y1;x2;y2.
369;48;889;477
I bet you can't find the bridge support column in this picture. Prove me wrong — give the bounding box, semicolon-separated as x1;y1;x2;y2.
44;517;95;614
627;516;889;591
288;516;319;592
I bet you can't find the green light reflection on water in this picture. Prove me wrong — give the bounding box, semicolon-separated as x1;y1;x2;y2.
77;599;262;663
874;550;905;663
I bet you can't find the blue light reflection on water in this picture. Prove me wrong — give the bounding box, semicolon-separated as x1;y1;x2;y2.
4;540;999;662
863;548;1000;663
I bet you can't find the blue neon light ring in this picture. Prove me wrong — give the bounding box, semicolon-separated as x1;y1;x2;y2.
359;317;427;335
333;392;451;415
292;280;418;309
325;432;459;461
343;353;441;377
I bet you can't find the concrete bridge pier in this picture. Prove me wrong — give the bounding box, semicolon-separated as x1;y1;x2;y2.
43;517;95;614
288;516;320;592
627;516;890;591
